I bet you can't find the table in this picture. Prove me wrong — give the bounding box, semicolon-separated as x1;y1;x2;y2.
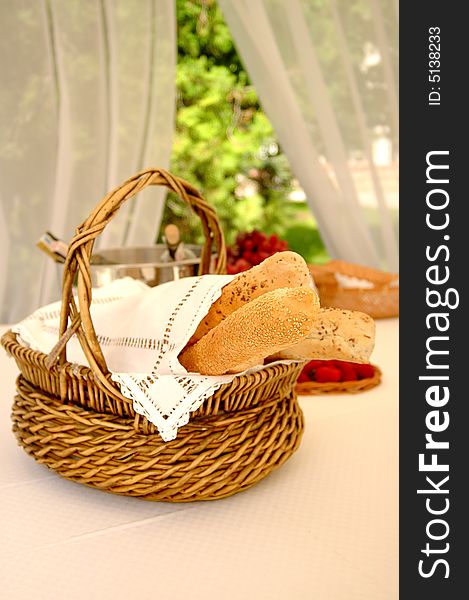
0;320;398;600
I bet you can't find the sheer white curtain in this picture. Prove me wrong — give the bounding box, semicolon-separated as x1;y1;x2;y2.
0;0;175;324
219;0;398;272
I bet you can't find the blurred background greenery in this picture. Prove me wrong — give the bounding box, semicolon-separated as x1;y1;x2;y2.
161;0;330;263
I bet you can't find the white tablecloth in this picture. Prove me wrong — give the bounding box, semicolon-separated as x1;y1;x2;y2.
0;320;398;600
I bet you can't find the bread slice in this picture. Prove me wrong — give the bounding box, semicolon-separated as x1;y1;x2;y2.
188;251;313;345
269;308;375;364
179;287;320;375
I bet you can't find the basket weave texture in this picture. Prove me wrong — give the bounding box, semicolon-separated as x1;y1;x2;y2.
309;260;399;319
2;169;304;502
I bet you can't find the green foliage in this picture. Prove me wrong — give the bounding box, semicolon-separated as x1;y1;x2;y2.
284;222;331;265
164;0;302;246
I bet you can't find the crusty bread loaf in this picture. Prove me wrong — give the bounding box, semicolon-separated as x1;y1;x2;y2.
269;308;375;364
187;251;313;345
179;287;320;375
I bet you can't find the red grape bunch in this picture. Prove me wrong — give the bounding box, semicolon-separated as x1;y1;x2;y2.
226;230;289;274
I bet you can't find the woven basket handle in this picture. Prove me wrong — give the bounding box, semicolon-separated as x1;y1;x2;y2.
46;169;226;392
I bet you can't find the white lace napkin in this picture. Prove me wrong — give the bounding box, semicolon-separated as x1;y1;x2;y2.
12;276;294;441
334;273;374;289
334;273;399;289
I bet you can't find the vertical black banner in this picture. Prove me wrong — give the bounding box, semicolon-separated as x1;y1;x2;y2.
400;2;467;597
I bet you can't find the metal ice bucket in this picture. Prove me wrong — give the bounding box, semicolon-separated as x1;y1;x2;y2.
89;244;209;288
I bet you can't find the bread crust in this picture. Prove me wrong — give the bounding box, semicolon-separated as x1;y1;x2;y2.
179;287;320;375
188;251;313;345
269;308;375;364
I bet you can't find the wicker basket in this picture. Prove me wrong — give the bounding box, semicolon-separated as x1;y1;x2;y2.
2;169;304;502
309;260;399;319
295;365;382;395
